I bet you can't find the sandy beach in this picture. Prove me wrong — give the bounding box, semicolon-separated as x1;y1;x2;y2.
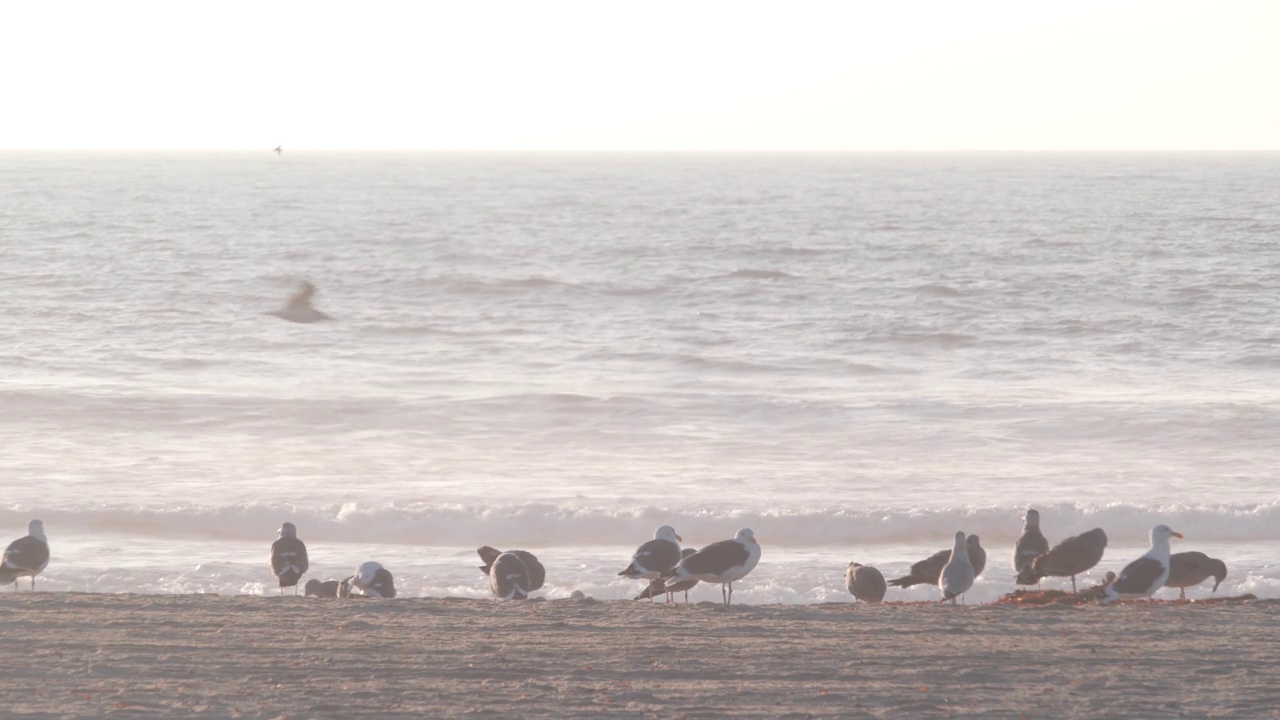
0;593;1275;719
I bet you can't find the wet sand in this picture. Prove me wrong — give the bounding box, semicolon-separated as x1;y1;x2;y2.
0;593;1274;719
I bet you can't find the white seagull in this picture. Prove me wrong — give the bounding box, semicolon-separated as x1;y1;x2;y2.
1101;524;1183;605
939;531;976;605
662;528;761;606
351;561;396;598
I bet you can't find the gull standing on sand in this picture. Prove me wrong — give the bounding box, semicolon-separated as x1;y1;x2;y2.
269;522;309;595
1164;551;1227;600
662;528;761;606
1100;524;1183;605
845;562;887;603
477;546;545;592
619;525;683;601
1013;509;1050;586
488;552;534;600
1019;527;1108;593
304;579;342;598
267;281;331;323
0;520;49;591
939;531;976;604
351;561;396;598
888;535;986;589
636;548;699;602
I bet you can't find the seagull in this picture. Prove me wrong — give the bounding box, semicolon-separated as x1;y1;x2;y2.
888;535;987;589
274;146;282;155
304;579;341;598
1019;527;1108;593
267;281;331;323
351;561;396;598
845;562;886;603
1013;509;1050;587
488;552;533;600
1164;551;1227;601
636;548;698;602
1100;524;1183;605
619;525;683;602
939;531;976;604
0;520;49;591
477;546;545;592
269;522;309;595
661;528;761;607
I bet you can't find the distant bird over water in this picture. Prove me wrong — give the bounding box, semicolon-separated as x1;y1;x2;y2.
273;146;282;155
267;281;331;323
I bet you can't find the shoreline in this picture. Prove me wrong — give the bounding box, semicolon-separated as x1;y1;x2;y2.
2;593;1275;718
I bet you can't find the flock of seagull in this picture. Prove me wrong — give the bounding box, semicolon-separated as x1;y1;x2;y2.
1;511;1228;606
273;525;764;605
843;510;1228;605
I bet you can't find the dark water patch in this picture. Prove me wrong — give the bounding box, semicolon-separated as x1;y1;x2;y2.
912;283;969;298
722;269;798;280
1229;354;1280;368
443;276;582;295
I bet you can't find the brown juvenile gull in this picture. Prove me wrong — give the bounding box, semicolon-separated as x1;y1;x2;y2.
269;522;309;595
489;552;533;600
888;534;987;589
661;528;761;606
477;546;545;592
351;561;396;598
1100;524;1183;605
304;579;342;598
1020;527;1108;593
267;281;331;323
1164;551;1226;600
939;531;976;604
619;525;683;601
636;548;698;602
1013;509;1050;586
845;562;887;603
0;520;49;591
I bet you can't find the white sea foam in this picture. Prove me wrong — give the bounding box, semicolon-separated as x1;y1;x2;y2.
4;502;1279;547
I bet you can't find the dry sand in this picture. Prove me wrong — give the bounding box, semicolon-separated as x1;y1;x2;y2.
0;593;1275;719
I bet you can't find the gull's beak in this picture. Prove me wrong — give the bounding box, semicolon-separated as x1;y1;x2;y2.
1172;531;1184;539
676;534;683;542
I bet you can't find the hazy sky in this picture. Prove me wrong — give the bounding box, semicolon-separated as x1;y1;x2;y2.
2;0;1278;151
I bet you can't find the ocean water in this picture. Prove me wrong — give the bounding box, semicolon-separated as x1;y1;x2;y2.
1;151;1278;604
